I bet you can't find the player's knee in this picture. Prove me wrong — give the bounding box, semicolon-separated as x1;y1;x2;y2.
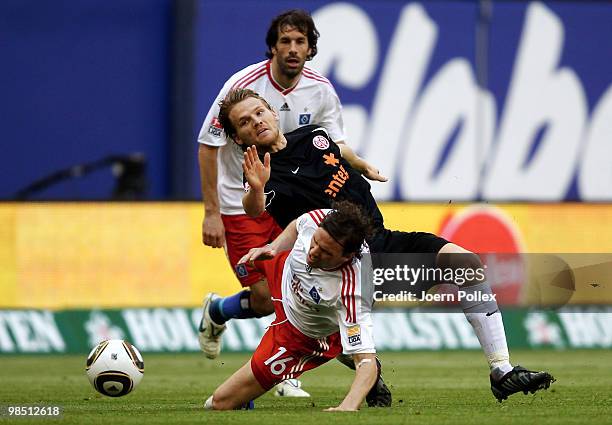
250;293;273;315
437;246;484;287
249;283;274;315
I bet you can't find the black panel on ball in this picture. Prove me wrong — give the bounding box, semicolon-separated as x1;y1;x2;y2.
94;371;134;397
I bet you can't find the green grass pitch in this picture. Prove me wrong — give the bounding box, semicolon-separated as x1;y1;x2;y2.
1;350;611;424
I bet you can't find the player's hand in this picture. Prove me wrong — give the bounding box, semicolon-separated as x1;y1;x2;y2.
238;245;276;266
202;213;225;248
324;406;358;412
362;162;388;182
242;146;271;192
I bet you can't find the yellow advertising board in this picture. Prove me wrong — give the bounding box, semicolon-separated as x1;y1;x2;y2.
1;202;611;308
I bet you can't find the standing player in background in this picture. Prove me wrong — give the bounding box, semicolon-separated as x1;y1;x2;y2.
204;203;379;411
197;9;386;374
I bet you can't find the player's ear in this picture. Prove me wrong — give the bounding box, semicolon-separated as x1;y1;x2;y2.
340;251;355;264
272;109;279;122
233;135;244;146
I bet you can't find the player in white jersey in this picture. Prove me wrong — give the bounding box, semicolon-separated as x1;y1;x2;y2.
197;10;386;368
204;202;380;411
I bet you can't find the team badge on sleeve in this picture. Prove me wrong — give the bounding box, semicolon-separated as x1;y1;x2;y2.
299;113;311;125
312;135;330;150
208;117;223;137
347;325;362;346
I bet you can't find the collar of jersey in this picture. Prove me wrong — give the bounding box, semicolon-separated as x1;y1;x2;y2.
320;258;354;272
267;60;301;96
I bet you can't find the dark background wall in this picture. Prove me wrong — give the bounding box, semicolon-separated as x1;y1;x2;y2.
1;0;172;199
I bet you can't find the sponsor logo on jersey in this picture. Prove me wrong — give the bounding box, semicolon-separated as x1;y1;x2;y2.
347;325;361;346
208;117;223;137
235;264;248;278
312;135;329;150
280;102;291;111
325;164;350;198
309;286;321;304
323;153;339;167
299;114;311;125
291;275;309;308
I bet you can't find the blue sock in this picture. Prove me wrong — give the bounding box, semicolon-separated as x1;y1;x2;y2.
209;290;258;325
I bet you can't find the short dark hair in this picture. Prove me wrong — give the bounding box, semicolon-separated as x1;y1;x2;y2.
320;201;374;258
265;10;319;60
218;88;273;142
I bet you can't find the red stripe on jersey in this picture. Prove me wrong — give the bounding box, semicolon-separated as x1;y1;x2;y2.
341;268;349;321
342;265;354;322
236;69;267;89
231;63;267;90
349;265;357;323
303;73;331;85
303;67;329;80
313;209;325;223
308;211;321;225
303;68;331;85
308;209;326;225
266;62;300;95
302;71;331;86
342;264;357;323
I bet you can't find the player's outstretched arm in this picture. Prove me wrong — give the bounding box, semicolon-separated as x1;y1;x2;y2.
338;144;388;182
238;220;298;266
325;353;378;412
242;145;270;217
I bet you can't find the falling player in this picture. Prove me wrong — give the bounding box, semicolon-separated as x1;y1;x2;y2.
204;202;380;411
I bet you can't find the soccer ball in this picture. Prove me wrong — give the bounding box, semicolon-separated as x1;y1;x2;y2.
86;339;144;397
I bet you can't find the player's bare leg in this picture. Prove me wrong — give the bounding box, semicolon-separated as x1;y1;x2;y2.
204;360;266;410
199;280;310;396
437;243;555;401
249;280;274;315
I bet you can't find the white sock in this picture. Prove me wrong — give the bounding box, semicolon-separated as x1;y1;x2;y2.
460;282;513;378
204;395;214;410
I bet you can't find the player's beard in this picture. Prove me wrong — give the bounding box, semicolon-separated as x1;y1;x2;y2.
278;56;304;80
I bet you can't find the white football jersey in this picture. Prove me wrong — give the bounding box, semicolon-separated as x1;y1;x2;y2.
198;60;346;215
280;209;375;355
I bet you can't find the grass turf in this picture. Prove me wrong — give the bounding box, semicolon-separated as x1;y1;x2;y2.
1;350;611;424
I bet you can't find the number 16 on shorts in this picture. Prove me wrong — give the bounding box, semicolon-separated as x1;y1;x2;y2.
264;347;294;376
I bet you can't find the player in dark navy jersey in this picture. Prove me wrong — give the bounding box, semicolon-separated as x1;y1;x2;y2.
239;120;445;257
219;87;555;403
247;124;383;229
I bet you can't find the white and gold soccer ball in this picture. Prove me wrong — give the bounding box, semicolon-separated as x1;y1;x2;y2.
86;339;144;397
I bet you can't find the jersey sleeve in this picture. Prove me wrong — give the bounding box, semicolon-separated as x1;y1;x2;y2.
295;209;333;234
318;86;346;143
197;80;232;147
337;263;376;355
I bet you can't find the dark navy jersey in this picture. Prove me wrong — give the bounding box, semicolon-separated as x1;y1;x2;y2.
258;125;385;229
